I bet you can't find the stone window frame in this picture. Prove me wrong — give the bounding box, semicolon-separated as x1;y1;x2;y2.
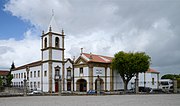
38;70;40;77
55;37;60;48
44;70;47;77
44;37;47;48
34;71;36;78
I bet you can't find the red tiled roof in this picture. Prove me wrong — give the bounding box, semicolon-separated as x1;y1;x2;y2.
146;69;159;73
81;53;113;63
0;70;9;76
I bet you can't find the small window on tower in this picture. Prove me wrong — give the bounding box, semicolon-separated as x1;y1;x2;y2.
55;37;59;48
44;37;47;48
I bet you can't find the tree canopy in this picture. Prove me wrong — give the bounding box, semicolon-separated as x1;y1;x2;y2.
111;51;151;91
161;74;180;80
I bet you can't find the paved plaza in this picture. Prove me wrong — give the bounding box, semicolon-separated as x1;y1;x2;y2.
0;94;180;106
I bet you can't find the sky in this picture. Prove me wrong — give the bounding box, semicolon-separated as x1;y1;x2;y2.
0;0;180;76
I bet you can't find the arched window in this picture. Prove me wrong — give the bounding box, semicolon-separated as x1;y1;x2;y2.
55;37;59;48
44;37;47;48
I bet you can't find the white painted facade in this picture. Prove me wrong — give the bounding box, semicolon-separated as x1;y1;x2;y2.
113;70;160;90
11;16;73;92
11;16;160;93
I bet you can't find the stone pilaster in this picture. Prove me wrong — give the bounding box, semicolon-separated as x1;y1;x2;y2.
89;65;93;90
105;67;107;91
62;32;65;91
48;32;52;93
157;73;159;89
110;68;114;91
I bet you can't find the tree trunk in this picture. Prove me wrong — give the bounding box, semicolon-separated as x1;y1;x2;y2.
123;80;128;94
135;73;139;94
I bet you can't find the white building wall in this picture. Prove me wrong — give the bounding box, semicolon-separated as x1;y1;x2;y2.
28;66;41;91
52;50;62;61
128;72;159;89
113;70;124;90
106;67;111;91
11;65;42;91
93;67;105;90
42;63;49;92
74;66;89;91
12;69;26;87
93;67;105;77
42;50;49;61
64;60;73;91
51;62;62;92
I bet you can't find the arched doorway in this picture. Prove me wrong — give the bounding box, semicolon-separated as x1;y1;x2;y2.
76;79;87;92
95;78;104;91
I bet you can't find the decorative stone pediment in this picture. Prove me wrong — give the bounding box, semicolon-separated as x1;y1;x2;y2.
75;56;87;65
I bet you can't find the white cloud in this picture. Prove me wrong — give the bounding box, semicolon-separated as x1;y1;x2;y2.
1;0;180;75
0;29;40;69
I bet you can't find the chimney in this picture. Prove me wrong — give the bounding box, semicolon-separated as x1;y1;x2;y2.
89;52;93;59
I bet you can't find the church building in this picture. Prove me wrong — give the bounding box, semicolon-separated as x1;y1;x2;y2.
11;15;160;93
11;15;73;92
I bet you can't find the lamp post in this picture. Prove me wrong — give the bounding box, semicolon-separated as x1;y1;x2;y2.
97;75;101;95
23;76;27;96
23;66;29;96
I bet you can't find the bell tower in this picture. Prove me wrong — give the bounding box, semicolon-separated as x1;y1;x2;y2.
41;14;65;92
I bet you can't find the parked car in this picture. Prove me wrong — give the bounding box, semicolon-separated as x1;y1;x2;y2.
139;87;152;93
87;90;96;94
150;89;165;94
28;90;43;95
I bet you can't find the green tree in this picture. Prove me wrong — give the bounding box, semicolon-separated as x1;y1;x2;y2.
111;51;151;91
6;74;13;87
161;74;180;80
6;62;15;87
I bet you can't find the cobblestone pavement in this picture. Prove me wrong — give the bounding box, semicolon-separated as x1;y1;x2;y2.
0;94;180;106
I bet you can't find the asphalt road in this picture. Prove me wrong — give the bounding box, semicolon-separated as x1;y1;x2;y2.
0;94;180;106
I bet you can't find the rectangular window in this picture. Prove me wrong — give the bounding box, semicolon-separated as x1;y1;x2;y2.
24;72;26;79
21;73;23;78
44;71;47;77
38;70;40;77
55;70;59;76
38;82;40;88
19;73;20;78
152;78;155;85
16;74;18;79
30;82;33;89
67;70;71;77
30;71;32;78
34;71;36;78
34;82;36;89
96;70;102;74
80;67;83;74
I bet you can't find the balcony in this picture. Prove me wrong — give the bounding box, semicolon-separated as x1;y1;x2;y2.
67;75;71;80
54;75;61;80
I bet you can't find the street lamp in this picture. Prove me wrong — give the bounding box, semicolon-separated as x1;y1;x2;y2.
97;75;101;95
23;66;30;96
